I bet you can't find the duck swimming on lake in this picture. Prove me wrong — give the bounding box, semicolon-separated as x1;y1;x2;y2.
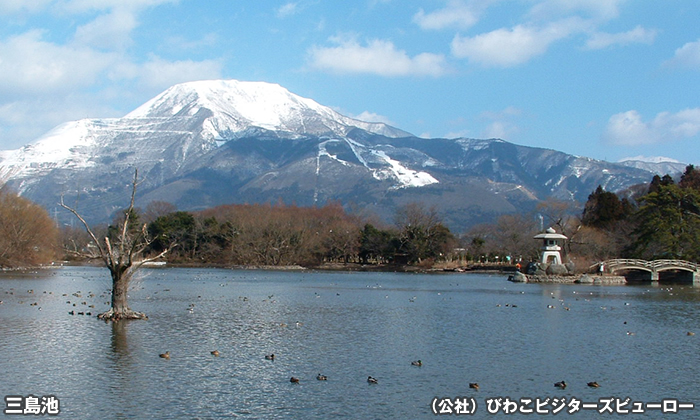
587;381;600;388
554;381;566;389
367;376;378;384
290;377;299;383
265;354;275;360
159;351;171;360
469;383;479;390
316;373;328;381
211;350;220;357
411;360;422;366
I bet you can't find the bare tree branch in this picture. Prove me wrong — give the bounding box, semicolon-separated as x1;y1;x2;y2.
59;195;108;265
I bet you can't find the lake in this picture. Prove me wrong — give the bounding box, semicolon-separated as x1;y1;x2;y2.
0;266;698;419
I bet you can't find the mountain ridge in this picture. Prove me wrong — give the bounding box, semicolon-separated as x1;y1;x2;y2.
0;79;688;231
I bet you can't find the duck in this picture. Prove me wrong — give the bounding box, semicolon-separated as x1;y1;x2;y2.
469;383;479;390
265;354;275;360
554;381;566;389
316;373;328;381
367;376;378;384
411;360;422;367
687;332;695;336
290;377;299;383
211;350;220;357
159;351;171;360
587;381;600;388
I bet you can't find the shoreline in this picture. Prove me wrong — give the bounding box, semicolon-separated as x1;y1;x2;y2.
510;273;628;284
6;261;627;285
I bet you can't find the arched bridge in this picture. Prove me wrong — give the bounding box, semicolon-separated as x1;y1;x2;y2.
602;259;700;282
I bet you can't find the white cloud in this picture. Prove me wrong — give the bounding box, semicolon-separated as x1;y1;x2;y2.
663;38;700;69
413;0;481;30
478;106;522;139
276;2;298;18
529;0;625;21
309;36;448;76
603;109;700;146
585;25;657;50
73;8;138;50
352;111;393;125
445;0;652;66
451;19;584;67
0;0;53;14
482;121;510;139
0;30;118;95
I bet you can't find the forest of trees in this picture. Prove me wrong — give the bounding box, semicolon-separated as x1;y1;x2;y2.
144;201;457;267
2;165;700;271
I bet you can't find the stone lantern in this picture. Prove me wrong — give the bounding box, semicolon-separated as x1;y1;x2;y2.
533;227;567;265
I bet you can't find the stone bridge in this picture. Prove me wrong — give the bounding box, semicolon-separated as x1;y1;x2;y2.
602;259;700;282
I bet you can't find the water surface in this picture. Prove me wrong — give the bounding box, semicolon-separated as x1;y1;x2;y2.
1;266;698;418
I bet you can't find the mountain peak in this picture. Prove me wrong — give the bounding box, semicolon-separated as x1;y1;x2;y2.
126;79;319;122
125;79;411;139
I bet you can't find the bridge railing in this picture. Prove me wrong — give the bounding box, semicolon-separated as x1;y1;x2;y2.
603;259;700;273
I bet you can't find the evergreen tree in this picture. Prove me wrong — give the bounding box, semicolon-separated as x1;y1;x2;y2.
358;224;398;264
629;183;700;261
679;164;700;191
648;174;675;194
147;211;196;257
581;185;632;228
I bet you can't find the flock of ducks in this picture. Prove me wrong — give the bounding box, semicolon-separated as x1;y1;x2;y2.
156;352;604;390
157;350;425;385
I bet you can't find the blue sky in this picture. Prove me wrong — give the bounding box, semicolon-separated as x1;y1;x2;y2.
0;0;699;165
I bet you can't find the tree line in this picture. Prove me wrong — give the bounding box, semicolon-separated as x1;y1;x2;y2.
55;201;457;269
2;165;699;270
462;164;700;269
144;201;457;267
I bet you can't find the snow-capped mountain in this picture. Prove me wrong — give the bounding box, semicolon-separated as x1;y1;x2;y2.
0;79;684;230
0;80;409;181
126;80;411;139
618;157;686;176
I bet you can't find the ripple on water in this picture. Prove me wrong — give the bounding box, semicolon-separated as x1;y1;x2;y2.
1;267;699;419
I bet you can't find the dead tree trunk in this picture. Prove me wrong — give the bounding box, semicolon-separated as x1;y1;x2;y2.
99;264;146;321
60;170;171;322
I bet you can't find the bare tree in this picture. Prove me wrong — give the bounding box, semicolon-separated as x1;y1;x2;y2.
59;170;171;321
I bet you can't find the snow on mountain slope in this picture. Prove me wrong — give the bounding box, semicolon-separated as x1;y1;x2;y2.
126;79;411;139
316;137;438;189
371;150;438;188
618;157;687;176
0;119;100;179
0;79;412;182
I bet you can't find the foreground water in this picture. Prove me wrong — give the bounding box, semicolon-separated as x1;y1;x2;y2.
0;266;698;419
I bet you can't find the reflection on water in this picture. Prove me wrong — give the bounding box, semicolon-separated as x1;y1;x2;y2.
1;266;699;419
